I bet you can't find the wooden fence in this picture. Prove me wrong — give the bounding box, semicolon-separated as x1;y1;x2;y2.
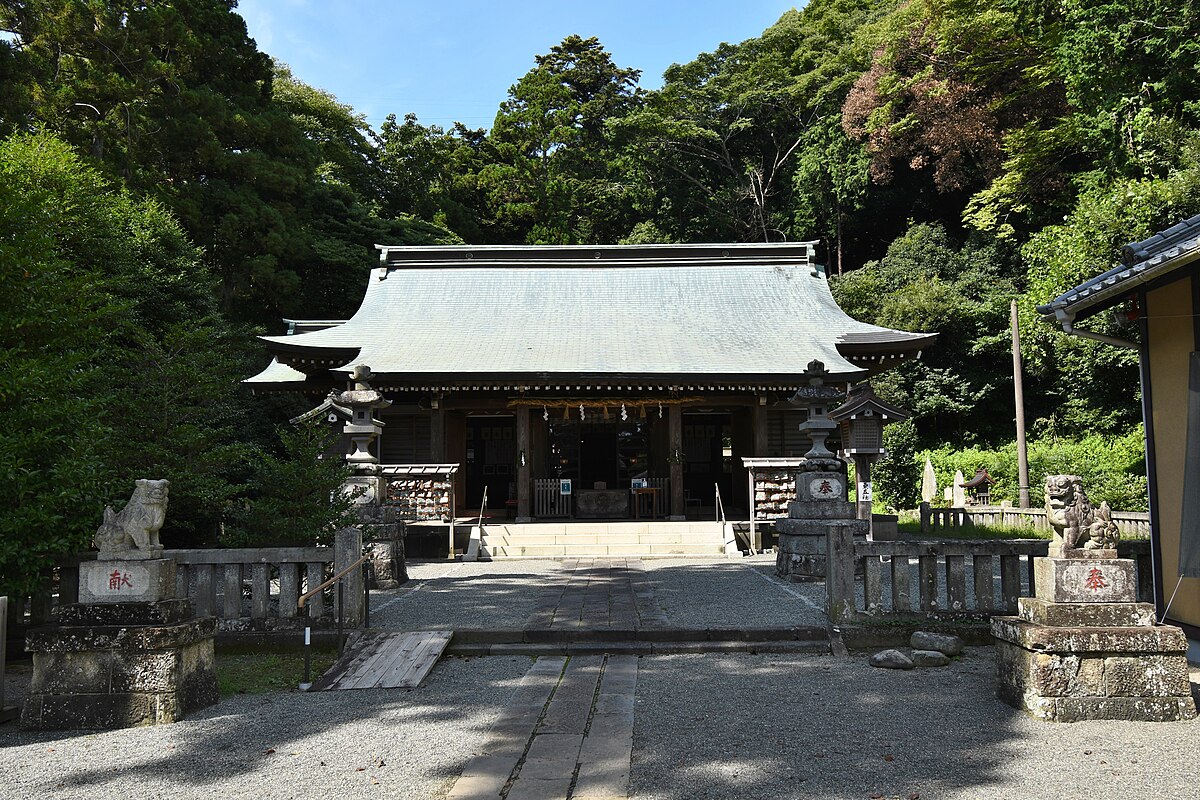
533;478;669;518
920;503;1151;538
826;530;1153;624
4;529;364;636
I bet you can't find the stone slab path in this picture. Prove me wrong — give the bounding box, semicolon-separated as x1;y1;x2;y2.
525;560;667;633
448;654;638;800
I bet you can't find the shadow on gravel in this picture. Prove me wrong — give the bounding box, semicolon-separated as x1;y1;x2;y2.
1;656;528;797
372;565;559;630
631;650;1200;800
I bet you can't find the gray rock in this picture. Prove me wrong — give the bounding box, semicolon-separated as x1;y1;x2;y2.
911;649;951;667
869;649;914;670
910;630;965;656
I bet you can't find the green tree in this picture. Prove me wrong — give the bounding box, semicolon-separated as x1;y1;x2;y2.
486;35;644;244
0;131;253;592
223;421;358;548
874;419;921;509
0;133;122;596
831;222;1022;444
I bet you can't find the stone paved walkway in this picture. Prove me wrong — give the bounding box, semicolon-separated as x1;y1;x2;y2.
525;560;667;632
448;655;638;800
371;556;826;635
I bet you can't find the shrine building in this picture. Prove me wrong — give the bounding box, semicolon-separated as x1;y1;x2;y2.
247;242;934;522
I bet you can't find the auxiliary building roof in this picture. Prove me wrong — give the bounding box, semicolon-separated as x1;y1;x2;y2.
1037;213;1200;322
251;242;935;388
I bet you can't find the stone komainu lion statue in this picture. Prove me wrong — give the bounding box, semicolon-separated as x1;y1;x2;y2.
94;479;170;560
1043;474;1119;556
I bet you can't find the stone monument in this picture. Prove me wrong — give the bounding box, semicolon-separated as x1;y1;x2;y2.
992;475;1196;721
774;362;869;580
22;479;219;729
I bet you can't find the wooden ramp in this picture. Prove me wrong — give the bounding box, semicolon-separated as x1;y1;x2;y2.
312;631;452;691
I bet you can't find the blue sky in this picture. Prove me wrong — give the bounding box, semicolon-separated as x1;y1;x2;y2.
237;0;800;131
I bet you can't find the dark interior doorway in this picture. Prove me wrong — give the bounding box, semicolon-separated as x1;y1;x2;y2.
682;412;734;507
546;420;653;488
465;415;514;511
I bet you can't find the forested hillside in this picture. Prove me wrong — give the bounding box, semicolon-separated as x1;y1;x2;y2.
2;0;1196;591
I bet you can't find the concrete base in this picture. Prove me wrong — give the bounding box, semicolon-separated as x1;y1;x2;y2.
992;614;1196;722
21;600;218;730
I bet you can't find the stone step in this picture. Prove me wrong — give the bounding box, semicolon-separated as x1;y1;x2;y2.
478;521;729;536
481;543;725;558
480;532;723;546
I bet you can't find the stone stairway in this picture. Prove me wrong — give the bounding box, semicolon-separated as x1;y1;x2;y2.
477;521;730;558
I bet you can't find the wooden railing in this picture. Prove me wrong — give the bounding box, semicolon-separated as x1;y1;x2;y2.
826;530;1154;624
919;503;1150;538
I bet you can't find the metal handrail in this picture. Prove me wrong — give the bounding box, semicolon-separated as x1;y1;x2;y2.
298;554;371;690
714;482;727;526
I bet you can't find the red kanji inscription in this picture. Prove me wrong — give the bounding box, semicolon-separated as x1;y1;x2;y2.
1085;567;1107;591
817;480;834;495
108;570;132;591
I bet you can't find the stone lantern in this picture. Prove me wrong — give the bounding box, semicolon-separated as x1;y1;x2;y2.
829;383;909;526
338;364;391;504
773;361;868;580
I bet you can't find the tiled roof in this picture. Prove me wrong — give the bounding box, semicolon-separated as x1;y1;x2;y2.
245;357;308;384
257;243;934;385
1038;213;1200;319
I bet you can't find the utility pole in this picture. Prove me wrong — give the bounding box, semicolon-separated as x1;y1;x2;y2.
1011;300;1031;508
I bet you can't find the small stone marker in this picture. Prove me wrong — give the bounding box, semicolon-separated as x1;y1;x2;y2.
952;470;966;508
921;458;937;504
911;650;951;668
869;649;914;670
910;631;965;657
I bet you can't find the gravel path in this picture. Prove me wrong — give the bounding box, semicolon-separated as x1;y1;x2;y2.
631;649;1200;800
642;555;827;629
4;649;1199;799
0;655;532;800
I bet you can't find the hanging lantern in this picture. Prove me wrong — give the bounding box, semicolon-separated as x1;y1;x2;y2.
620;403;628;421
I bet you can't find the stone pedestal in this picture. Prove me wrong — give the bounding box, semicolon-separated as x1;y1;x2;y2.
993;555;1196;722
775;464;867;580
22;599;218;730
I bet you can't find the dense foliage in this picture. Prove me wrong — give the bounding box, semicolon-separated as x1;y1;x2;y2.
2;0;1186;589
917;428;1149;512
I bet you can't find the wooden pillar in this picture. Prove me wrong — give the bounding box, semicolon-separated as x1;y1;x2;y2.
430;408;446;462
516;407;532;522
669;404;684;519
753;397;769;456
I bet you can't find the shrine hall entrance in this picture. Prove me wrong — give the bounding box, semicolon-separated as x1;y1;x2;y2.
546;420;656;490
465;415;515;512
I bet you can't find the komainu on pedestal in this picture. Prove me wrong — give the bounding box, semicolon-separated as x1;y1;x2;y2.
992;475;1196;722
22;479;220;730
